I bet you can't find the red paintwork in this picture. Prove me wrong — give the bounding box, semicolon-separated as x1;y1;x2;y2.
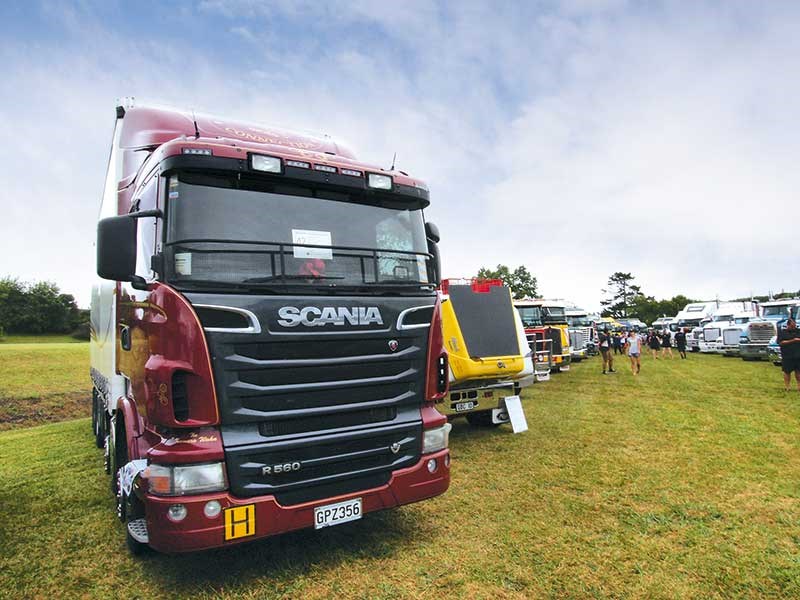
116;106;428;198
147;427;225;465
117;282;219;430
140;449;449;554
425;295;448;403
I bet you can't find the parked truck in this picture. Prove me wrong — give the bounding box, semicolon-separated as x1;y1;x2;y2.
700;302;755;354
514;299;572;372
438;279;533;426
515;303;553;382
673;302;716;352
740;299;800;360
565;305;593;362
90;103;452;554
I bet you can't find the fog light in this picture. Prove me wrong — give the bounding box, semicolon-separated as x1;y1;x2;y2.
444;454;451;468
426;458;437;473
167;504;187;522
204;500;222;519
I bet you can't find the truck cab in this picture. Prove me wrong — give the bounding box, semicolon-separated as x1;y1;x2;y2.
565;306;593;362
673;303;716;352
90;104;451;554
515;302;553;382
700;303;750;353
437;279;533;426
515;300;572;373
720;309;758;356
740;299;800;361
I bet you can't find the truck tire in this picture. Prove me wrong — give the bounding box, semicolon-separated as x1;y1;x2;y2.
466;411;499;427
111;417;151;556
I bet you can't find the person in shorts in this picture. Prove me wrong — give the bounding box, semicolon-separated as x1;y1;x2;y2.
777;317;800;392
625;330;642;375
597;328;616;374
674;328;688;359
660;330;673;359
648;330;661;359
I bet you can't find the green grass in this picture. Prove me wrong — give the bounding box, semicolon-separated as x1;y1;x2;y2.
0;341;89;429
0;333;84;344
1;354;800;598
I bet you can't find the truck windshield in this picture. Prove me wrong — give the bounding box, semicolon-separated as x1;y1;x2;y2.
517;307;542;327
734;317;750;324
567;317;591;327
763;306;790;319
678;319;702;328
712;315;733;322
542;307;566;324
165;175;432;292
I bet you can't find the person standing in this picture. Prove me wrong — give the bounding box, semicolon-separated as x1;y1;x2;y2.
598;328;616;374
777;317;800;392
625;330;642;375
675;328;688;359
612;332;621;354
648;330;661;359
660;330;674;359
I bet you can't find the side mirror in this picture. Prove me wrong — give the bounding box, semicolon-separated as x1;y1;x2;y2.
424;221;441;286
425;221;440;244
97;215;137;281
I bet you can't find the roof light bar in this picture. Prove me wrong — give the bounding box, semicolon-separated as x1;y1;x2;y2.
286;160;311;169
314;164;337;174
367;173;393;190
182;148;212;156
341;168;363;177
251;154;282;173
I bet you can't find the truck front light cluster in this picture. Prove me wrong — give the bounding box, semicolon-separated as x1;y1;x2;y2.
422;423;452;454
251;154;282;173
147;462;227;496
367;173;392;190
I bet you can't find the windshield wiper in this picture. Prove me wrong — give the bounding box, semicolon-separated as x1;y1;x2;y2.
242;275;345;283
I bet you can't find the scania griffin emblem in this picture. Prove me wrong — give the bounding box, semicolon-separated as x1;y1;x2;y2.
390;442;401;454
388;339;399;352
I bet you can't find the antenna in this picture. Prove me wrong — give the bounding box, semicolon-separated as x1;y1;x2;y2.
191;109;200;139
390;152;397;171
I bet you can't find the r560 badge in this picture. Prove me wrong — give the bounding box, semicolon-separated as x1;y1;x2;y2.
262;461;301;475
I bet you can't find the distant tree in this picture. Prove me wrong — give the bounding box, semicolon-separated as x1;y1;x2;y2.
475;264;538;299
629;294;697;325
0;277;85;334
600;272;643;318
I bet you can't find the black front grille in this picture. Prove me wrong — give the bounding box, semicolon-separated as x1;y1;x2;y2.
258;406;397;437
225;423;421;504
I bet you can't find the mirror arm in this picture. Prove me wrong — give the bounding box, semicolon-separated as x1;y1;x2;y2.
130;275;149;291
129;209;163;219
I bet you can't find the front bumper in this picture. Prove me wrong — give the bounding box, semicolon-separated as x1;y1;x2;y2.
740;343;768;360
141;449;450;553
552;354;572;371
439;382;514;417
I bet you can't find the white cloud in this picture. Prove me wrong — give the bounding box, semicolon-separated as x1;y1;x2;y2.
1;1;798;313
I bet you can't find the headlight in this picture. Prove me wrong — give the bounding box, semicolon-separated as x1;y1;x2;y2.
367;173;393;190
251;154;282;173
422;423;452;454
147;462;227;496
740;336;750;343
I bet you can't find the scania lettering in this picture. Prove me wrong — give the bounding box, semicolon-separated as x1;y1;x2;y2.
276;305;384;327
90;103;451;554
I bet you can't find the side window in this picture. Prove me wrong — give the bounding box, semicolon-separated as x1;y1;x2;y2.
134;175;158;280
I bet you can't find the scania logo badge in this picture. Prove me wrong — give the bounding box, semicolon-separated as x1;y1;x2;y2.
497;360;507;369
390;442;401;454
388;339;399;352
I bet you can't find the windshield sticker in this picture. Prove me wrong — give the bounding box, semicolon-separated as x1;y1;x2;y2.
175;252;192;275
292;229;333;260
417;256;429;283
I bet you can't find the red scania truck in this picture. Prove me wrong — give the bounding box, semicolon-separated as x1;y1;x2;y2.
90;102;451;554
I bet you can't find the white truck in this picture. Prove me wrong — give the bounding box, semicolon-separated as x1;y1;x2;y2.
721;311;758;356
699;302;755;354
740;299;800;360
672;302;717;352
565;305;593;362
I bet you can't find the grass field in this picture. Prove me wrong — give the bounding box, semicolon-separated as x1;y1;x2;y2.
1;351;799;598
0;338;89;430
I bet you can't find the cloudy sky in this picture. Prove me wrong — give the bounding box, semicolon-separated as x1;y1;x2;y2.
1;0;798;310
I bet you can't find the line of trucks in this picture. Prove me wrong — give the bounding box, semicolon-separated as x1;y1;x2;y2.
90;103;591;554
647;299;800;362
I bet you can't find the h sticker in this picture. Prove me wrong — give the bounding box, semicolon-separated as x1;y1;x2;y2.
224;504;256;541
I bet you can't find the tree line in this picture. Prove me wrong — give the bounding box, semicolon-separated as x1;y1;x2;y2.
0;277;87;336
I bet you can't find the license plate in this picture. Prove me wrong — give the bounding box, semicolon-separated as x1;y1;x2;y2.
455;401;476;412
314;498;362;529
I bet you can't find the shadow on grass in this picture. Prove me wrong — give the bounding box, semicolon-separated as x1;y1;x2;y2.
135;507;430;592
